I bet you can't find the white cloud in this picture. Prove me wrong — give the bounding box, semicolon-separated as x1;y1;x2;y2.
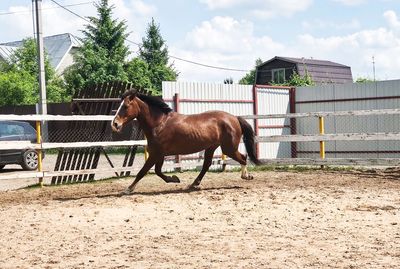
384;10;400;30
0;0;156;53
0;5;33;42
184;16;254;54
332;0;366;6
109;0;157;46
302;18;361;31
129;0;157;16
173;9;400;82
296;22;400;80
172;16;286;82
200;0;313;18
199;0;247;10
0;1;92;42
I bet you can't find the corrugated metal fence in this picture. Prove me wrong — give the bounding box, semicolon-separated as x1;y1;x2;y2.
295;79;400;159
162;82;294;163
163;79;400;164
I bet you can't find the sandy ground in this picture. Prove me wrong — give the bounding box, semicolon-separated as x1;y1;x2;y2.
0;169;399;268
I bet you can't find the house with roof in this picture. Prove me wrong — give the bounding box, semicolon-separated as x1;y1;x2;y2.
0;33;80;76
0;45;17;63
256;56;353;85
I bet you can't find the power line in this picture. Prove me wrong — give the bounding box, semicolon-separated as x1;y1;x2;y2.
0;1;93;16
169;55;249;72
49;0;91;23
49;0;251;73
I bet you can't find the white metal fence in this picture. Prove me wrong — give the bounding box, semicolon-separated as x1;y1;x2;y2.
162;81;294;161
296;79;400;159
164;80;400;161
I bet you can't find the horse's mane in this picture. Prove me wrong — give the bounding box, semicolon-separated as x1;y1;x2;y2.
122;90;173;114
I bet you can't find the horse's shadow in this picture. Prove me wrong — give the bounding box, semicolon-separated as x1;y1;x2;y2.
54;185;244;202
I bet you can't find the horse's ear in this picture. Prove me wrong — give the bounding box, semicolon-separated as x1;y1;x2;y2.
128;89;137;101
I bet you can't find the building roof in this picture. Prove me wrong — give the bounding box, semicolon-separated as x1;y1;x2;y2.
258;56;350;68
0;45;17;61
0;33;80;70
257;56;353;84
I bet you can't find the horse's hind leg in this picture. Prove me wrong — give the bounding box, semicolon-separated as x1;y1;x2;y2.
190;146;218;188
224;150;253;180
155;158;180;183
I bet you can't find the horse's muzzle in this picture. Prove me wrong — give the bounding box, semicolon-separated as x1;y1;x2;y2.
111;120;123;132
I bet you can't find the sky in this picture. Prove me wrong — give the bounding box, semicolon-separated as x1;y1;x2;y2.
1;0;400;83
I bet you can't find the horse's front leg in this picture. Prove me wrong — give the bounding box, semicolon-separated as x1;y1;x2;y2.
155;158;180;183
123;155;156;194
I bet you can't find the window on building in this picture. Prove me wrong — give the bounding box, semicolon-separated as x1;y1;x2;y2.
272;68;285;84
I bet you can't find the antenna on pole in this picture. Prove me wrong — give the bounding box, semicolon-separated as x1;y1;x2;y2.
372;56;376;82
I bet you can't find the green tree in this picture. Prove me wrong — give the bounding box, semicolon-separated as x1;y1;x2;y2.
355;77;374;83
239;58;263;85
64;0;130;93
139;18;178;94
125;58;152;90
8;39;54;79
277;72;315;87
0;38;68;105
0;71;35;106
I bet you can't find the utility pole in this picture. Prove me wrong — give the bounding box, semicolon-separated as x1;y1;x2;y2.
33;0;47;116
33;0;47;141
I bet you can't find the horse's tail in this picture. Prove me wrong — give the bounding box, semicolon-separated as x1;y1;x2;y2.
237;116;262;166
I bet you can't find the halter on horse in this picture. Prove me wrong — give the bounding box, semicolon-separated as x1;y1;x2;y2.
112;89;261;194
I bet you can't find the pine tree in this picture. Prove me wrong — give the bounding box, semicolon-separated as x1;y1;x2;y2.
139;18;177;94
65;0;130;93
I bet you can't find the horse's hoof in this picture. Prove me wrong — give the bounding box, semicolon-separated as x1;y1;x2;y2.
170;175;180;183
121;188;133;195
241;175;254;180
188;184;200;190
165;175;180;183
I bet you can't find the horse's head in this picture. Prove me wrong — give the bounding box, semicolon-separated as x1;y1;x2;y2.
111;90;139;132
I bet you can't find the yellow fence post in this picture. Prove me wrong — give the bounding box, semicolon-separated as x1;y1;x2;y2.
318;116;325;167
36;121;43;187
221;154;227;172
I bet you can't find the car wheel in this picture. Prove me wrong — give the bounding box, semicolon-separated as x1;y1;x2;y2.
21;150;39;171
0;164;5;170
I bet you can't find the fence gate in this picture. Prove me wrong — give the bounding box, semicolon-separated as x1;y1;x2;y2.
51;81;149;185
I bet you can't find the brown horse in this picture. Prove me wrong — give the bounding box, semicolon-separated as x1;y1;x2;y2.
111;89;261;194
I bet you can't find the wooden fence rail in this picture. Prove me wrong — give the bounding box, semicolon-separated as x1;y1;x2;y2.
1;108;400;184
0;114;114;121
0;140;147;150
256;132;400;142
241;108;400;119
4;131;400;151
2;108;400;122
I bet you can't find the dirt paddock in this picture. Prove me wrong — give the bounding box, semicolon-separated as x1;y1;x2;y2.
0;169;399;268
